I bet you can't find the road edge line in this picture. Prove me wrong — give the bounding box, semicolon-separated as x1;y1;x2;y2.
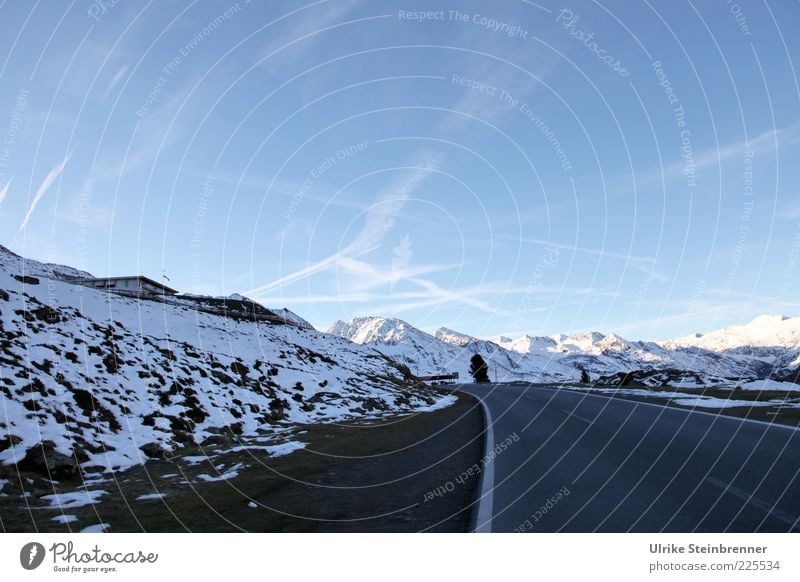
473;395;494;533
548;385;800;433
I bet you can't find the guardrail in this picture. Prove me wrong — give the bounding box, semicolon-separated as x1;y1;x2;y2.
418;372;460;384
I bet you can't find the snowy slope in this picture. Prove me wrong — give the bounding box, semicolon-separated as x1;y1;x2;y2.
268;307;315;330
0;251;451;475
0;244;93;280
433;327;475;347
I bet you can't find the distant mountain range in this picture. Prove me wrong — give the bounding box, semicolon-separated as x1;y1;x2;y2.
328;314;800;387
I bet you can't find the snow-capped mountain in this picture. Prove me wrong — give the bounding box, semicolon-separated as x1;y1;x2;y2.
497;334;557;354
328;316;429;345
329;314;800;385
433;327;475;347
329;317;579;382
0;248;451;476
663;315;800;351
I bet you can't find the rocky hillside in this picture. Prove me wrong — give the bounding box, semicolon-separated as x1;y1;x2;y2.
0;248;452;477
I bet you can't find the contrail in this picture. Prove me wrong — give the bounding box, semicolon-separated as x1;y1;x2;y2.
0;178;10;206
246;154;442;298
18;150;73;231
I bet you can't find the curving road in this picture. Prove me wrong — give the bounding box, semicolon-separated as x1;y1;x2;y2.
457;383;800;533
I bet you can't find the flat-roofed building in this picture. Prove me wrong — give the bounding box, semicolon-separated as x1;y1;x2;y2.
64;276;177;297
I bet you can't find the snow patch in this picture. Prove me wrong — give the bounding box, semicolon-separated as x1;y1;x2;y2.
737;379;800;392
42;490;107;509
197;469;239;482
135;493;166;501
52;514;79;524
80;523;110;533
671;397;777;409
414;394;458;412
228;441;306;457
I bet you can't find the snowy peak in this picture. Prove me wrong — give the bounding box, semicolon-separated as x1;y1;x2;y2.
434;327;475;347
596;333;633;352
269;307;315;330
664;314;800;351
327;316;431;345
503;334;557;354
552;331;607;352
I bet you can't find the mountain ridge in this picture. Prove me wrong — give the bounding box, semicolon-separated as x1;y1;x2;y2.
328;314;800;385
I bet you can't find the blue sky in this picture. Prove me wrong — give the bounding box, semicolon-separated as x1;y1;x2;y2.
1;0;799;341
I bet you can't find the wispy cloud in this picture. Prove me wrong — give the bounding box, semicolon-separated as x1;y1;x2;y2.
266;285;477;307
518;237;656;266
245;154;443;297
18;151;73;231
403;277;507;315
336;256;459;291
258;0;370;74
779;198;800;221
0;179;11;206
100;63;129;101
244;4;562;307
443;46;559;133
55;190;112;230
658;126;793;183
693;127;782;170
269;280;610;306
513;236;672;284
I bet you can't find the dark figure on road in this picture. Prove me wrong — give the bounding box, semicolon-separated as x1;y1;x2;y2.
470;354;490;383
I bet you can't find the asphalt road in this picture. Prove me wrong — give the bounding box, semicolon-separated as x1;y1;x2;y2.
457;383;800;533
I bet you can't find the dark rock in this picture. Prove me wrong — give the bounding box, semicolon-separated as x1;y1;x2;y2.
0;434;22;453
184;406;208;423
13;274;40;285
200;434;234;447
32;306;61;323
140;442;169;459
102;352;118;373
17;441;79;480
230;361;249;378
268;397;290;421
210;369;236;385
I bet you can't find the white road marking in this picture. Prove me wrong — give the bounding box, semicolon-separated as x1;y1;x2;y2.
705;477;797;528
561;408;594;424
474;397;495;533
543;385;800;433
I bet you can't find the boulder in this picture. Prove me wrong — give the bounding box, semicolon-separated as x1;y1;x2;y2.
17;441;79;480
